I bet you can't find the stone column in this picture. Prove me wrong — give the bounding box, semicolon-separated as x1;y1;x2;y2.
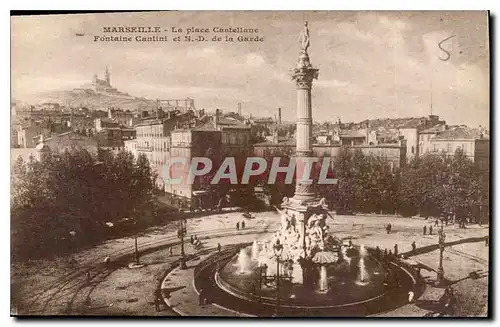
291;43;319;203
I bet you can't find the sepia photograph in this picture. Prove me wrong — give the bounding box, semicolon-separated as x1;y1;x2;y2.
10;10;490;318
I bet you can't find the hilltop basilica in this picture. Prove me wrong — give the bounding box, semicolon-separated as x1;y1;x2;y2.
78;67;124;95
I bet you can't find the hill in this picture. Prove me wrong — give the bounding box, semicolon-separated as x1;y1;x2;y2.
24;88;157;112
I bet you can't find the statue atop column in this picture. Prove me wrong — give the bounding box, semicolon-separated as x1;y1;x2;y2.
299;21;310;54
294;21;317;74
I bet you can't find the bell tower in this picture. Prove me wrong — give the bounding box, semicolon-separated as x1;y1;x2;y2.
104;66;111;86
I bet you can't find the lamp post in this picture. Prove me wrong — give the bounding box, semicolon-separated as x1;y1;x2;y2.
178;219;187;270
436;222;447;286
273;239;283;316
132;208;140;265
258;263;267;303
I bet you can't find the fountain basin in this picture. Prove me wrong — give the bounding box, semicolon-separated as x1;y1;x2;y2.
194;244;423;316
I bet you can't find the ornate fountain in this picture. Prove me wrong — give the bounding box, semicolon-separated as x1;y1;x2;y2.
192;22;421;316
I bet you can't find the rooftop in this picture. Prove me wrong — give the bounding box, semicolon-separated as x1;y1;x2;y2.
354;116;439;129
432;126;489;140
339;130;366;138
420;124;448;134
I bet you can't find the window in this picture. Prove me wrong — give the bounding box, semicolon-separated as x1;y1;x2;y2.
411;146;415;154
447;143;452;153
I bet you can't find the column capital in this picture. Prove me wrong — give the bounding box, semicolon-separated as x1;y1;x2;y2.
291;66;319;89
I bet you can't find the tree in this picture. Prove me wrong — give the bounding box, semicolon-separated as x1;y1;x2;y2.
11;147;155;260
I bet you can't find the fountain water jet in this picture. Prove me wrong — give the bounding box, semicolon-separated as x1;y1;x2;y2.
341;246;351;264
318;265;328;293
236;248;251;275
251;241;259;261
356;245;369;285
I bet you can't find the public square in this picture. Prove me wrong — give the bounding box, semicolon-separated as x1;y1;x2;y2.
11;210;489;317
10;12;490;319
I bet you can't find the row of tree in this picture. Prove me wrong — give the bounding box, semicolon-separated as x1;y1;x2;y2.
258;147;488;224
11;148;156;260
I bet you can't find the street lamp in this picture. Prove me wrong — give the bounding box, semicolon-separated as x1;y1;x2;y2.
177;219;187;270
132;208;140;265
258;262;267;303
273;239;283;316
436;222;447;286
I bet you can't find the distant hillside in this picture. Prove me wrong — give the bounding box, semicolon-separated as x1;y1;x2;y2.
25;88;157;112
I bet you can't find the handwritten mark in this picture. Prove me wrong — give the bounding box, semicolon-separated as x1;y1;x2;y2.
438;35;456;61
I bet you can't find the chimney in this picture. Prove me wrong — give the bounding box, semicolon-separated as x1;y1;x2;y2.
213;109;220;129
278;108;282;125
238;102;242;116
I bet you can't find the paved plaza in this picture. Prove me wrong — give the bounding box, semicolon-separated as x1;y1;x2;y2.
11;210;489;317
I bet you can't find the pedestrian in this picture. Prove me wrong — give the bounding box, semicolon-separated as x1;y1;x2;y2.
439;287;454;316
423;225;427;235
154;289;163;312
198;288;205;306
386;224;390;234
190;235;194;244
446;288;457;316
435;219;439;227
84;295;91;308
388;223;392;234
394;244;398;257
411;241;417;255
169;247;173;256
241;221;245;229
217;243;222;252
429;225;433;235
236;222;240;230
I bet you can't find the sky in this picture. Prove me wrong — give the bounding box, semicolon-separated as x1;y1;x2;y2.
11;11;489;127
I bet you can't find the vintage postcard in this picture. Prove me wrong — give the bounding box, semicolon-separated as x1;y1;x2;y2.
10;11;490;318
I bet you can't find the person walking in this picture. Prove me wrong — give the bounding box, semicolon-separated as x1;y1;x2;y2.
236;222;240;230
154;289;163;312
423;225;427;235
217;243;222;253
429;225;433;235
446;288;457;316
394;244;398;257
411;241;417;256
241;221;245;229
198;288;205;306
